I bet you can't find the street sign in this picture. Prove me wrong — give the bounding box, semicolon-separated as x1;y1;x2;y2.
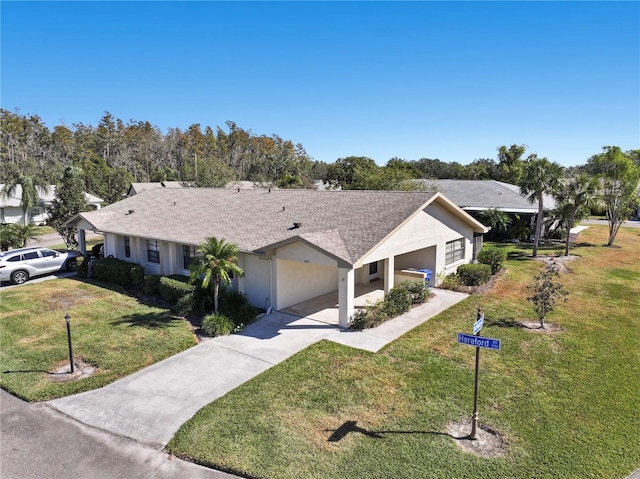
457;333;501;350
473;313;485;334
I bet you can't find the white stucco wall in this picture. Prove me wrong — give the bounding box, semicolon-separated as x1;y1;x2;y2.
359;202;475;283
1;207;24;224
275;258;337;310
239;253;272;310
103;233;117;258
275;241;338;267
395;247;436;271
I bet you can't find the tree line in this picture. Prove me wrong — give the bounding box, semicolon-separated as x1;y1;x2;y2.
2;108;638;249
1;109;323;204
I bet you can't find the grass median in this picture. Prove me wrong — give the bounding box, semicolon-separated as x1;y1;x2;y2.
0;278;197;401
168;225;640;479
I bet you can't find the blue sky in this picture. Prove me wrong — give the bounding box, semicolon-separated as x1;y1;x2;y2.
2;1;638;167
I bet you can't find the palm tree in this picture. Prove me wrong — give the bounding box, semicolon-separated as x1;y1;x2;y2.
479;208;511;240
1;174;50;224
519;156;564;257
0;221;42;250
554;174;601;256
189;237;244;313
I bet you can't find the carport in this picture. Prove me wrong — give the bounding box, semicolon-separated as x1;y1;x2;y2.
282;281;385;325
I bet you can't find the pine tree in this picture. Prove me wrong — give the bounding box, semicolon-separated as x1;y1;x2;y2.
47;167;88;248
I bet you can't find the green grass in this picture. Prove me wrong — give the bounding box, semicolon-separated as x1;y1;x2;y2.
0;278;197;401
35;225;56;235
168;225;640;479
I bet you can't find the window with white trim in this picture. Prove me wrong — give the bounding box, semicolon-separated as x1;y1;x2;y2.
147;240;160;263
183;245;195;269
124;236;131;258
445;238;465;265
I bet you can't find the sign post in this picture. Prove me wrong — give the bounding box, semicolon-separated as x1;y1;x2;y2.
65;314;74;373
456;308;502;440
471;308;482;439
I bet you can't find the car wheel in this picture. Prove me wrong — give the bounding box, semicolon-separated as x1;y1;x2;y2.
66;259;78;272
11;270;29;285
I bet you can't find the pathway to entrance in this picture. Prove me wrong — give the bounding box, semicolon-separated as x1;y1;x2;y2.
49;289;468;448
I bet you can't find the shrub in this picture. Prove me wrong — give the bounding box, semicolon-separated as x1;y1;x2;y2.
167;274;190;283
201;313;234;337
383;287;412;317
229;303;258;329
193;286;214;314
457;263;492;286
91;258;145;288
158;276;196;305
142;274;162;296
350;301;388;331
350;308;371;331
398;280;430;305
439;273;460;290
176;293;195;316
77;256;89;278
220;289;250;310
217;290;258;329
478;246;507;274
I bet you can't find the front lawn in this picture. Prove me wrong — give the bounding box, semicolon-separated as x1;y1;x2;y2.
168;225;640;479
0;278;197;401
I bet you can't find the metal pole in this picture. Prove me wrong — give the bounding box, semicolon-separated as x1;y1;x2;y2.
470;307;482;440
65;314;74;373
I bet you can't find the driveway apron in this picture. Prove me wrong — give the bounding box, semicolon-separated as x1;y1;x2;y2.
48;289;468;447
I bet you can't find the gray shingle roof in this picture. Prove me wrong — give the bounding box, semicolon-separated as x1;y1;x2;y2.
418;180;556;212
76;188;480;265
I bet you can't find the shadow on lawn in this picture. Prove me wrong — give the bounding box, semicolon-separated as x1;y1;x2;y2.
327;420;466;442
486;318;525;329
111;311;181;329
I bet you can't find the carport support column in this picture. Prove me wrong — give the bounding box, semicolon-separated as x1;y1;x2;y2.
338;267;355;329
78;229;87;256
384;256;394;294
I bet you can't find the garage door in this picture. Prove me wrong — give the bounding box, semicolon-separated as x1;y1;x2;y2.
275;259;337;310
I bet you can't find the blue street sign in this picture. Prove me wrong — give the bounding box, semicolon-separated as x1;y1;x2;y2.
457;333;501;350
473;313;485;334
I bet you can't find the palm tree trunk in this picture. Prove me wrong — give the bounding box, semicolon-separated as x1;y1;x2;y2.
213;281;220;313
565;209;576;257
533;195;544;257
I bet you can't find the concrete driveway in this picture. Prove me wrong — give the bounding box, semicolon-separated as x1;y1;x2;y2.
0;270;76;289
49;289;468;447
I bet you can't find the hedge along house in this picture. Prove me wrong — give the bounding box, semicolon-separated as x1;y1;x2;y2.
64;188;488;328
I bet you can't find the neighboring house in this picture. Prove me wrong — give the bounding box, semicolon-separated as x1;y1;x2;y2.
64;188;487;328
415;179;557;237
126;181;185;197
0;184;103;225
225;181;276;190
314;180;341;190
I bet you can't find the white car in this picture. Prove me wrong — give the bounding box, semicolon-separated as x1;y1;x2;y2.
0;247;83;285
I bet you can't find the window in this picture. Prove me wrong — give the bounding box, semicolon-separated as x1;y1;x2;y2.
369;262;378;275
445;238;465;265
23;251;39;260
124;236;130;258
183;245;195;269
7;255;20;262
41;250;57;258
147;240;160;263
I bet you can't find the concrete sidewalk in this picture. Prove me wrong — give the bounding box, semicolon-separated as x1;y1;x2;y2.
48;289;468;447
